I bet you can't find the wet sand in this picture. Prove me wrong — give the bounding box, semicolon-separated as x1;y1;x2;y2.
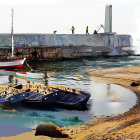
1;65;140;139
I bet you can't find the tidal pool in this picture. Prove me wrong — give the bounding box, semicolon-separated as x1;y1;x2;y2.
0;56;138;137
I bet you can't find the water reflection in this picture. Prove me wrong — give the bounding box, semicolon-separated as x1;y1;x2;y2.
90;82;137;116
0;69;137;118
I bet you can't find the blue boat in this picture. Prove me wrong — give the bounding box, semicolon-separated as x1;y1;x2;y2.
7;92;27;103
0;91;27;107
21;84;90;110
22;91;58;109
0;83;90;110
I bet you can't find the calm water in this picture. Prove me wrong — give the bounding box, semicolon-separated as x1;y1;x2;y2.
0;56;139;137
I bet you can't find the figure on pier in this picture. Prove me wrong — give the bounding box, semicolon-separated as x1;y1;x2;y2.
86;26;89;34
72;26;75;34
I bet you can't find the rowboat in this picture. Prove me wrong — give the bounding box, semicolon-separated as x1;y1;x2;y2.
22;91;58;109
0;58;26;68
0;88;27;107
0;82;90;110
48;85;90;110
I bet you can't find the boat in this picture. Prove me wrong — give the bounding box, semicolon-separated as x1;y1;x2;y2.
22;91;58;109
0;82;90;110
0;83;59;109
0;58;26;68
0;9;26;69
0;86;28;107
16;72;44;79
20;84;90;110
48;85;90;110
14;83;61;109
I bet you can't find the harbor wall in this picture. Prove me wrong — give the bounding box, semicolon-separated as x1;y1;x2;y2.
0;34;133;60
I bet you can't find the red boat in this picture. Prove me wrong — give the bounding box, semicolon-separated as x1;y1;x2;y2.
0;58;26;68
0;9;26;69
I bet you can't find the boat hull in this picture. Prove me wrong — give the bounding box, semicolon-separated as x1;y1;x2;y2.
54;90;90;110
0;92;27;109
0;58;26;68
0;84;91;111
22;92;58;110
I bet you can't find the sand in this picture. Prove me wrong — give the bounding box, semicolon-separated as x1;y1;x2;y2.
1;65;140;140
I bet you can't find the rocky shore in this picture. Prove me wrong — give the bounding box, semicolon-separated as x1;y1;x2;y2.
1;65;140;140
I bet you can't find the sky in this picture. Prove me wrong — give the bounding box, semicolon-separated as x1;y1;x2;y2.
0;0;139;36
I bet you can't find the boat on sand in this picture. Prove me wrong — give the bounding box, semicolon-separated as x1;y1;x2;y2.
0;82;90;110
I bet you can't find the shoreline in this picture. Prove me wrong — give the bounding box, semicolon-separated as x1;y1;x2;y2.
1;65;140;139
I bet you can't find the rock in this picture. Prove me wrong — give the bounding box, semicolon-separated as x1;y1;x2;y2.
35;122;71;138
131;81;140;87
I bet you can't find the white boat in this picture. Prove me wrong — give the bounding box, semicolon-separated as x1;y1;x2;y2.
0;9;26;69
16;72;44;79
0;58;26;68
26;72;44;79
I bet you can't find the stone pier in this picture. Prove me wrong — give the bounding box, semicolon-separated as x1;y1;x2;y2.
0;34;133;60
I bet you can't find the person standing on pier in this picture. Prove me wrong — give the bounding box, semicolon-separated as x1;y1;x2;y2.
86;26;88;34
72;26;75;34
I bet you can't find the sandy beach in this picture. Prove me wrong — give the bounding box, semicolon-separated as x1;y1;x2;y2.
1;65;140;140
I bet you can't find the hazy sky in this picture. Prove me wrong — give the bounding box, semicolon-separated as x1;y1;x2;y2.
0;0;139;36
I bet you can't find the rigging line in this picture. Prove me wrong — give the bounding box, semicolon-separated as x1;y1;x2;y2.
25;60;34;72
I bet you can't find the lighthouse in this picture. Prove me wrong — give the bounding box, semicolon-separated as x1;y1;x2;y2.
104;5;112;33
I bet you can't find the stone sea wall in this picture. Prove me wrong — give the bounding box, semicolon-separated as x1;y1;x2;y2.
0;34;132;60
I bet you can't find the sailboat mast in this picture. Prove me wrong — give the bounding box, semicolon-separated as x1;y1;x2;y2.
11;8;14;58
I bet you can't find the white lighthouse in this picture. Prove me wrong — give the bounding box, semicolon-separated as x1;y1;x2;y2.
104;5;112;33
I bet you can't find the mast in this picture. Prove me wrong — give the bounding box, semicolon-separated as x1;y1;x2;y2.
11;8;14;58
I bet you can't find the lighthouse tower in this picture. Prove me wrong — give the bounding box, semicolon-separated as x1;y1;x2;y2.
104;5;112;33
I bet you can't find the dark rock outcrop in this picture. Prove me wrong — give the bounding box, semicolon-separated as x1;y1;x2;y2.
131;81;140;87
35;122;71;138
